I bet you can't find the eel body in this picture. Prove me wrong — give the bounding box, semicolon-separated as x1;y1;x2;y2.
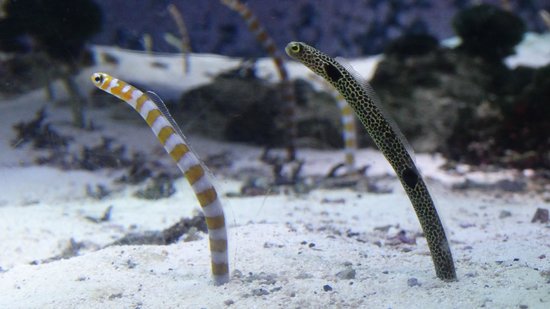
91;73;229;285
285;42;456;281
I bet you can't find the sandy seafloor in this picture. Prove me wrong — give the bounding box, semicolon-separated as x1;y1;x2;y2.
0;34;549;308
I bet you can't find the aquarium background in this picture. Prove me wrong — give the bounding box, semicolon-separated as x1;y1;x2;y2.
0;0;549;307
93;0;549;56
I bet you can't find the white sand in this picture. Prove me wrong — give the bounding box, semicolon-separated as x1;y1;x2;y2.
0;33;549;308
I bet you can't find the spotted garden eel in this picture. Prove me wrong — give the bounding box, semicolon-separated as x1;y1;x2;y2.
285;42;456;281
91;73;229;285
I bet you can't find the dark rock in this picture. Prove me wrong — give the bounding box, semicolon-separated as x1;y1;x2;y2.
336;267;356;280
494;179;526;192
498;210;512;219
531;208;549;224
0;0;102;60
384;33;439;58
117;157;152;185
370;48;488;153
37;238;94;264
108;293;123;300
323;284;333;292
452;4;525;62
84;205;113;223
386;230;416;245
239;177;275;196
176;69;284;145
0;53;63;95
497;64;550;169
452;179;526;192
252;288;269;296
224;299;235;306
79;137;129;171
176;67;343;149
126;259;137;269
370;13;546;169
12;107;72;150
407;277;421;287
86;185;111;200
243;272;277;285
295;272;313;279
109;215;207;246
133;173;176;200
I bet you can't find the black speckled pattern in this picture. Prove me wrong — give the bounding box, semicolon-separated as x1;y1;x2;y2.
286;41;456;281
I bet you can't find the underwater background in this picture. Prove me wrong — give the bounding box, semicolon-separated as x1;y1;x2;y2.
94;0;549;56
0;0;549;307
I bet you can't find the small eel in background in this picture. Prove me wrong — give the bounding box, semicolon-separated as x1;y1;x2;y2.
309;73;358;174
285;42;456;281
91;73;229;285
220;0;297;160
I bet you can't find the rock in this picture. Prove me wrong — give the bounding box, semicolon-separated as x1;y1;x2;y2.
133;174;176;200
498;210;512;219
407;277;421;287
336;267;356;280
531;208;549;223
175;68;343;149
384;34;439;58
224;299;235;306
323;284;333;292
452;4;525;61
369;7;546;170
252;288;269;296
494;179;526;192
370;47;491;153
176;72;284;145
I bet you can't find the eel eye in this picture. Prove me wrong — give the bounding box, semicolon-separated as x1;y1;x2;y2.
290;43;301;53
94;74;104;84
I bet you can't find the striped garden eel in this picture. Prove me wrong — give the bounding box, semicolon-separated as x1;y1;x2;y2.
334;90;358;174
285;42;456;281
91;73;229;285
311;74;358;174
167;4;191;74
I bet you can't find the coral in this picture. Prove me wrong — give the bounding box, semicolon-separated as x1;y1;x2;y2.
497;64;550;168
0;0;103;128
11;108;72;150
384;33;439;58
0;0;102;59
452;4;525;62
370;26;548;170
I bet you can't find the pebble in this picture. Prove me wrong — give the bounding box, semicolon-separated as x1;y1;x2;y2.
407;277;421;287
531;208;549;223
336;268;356;280
323;284;333;292
224;299;235;306
498;210;512;219
252;288;269;296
